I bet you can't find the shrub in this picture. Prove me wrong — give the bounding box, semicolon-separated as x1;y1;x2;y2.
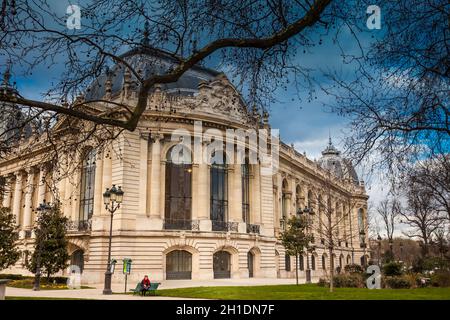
50;276;69;284
383;262;403;276
344;263;364;274
0;274;25;280
430;271;450;287
317;278;328;287
384;276;412;289
333;274;364;288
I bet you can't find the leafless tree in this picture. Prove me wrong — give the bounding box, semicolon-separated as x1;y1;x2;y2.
398;174;445;257
309;171;359;292
325;0;449;176
377;198;400;251
407;154;450;221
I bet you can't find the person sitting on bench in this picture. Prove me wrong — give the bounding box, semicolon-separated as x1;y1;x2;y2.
140;275;151;296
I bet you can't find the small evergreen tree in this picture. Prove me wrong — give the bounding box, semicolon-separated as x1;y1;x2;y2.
0;207;20;270
27;204;70;280
279;215;313;285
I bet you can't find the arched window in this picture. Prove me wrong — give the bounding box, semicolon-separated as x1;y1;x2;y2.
347;254;351;265
241;158;250;223
164;145;192;228
70;249;84;274
281;179;289;219
339;254;344;269
360;255;367;267
247;252;254;278
322;254;327;270
285;254;291;271
318;195;324;235
298;254;304;271
307;190;313;209
295;185;302;214
213;251;231;279
311;255;316;270
166;250;192;279
79;148;96;221
210;151;228;229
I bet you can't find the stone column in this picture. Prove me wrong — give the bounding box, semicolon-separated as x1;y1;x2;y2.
2;175;13;208
229;163;244;232
149;133;162;219
197;159;211;231
101;148;112;216
63;174;73;220
138;137;148;216
93;151;104;216
71;170;80;222
36;166;47;206
250;164;261;224
22;168;35;230
12;171;23;226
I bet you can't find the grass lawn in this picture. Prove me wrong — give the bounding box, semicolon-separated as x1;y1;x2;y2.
154;284;450;300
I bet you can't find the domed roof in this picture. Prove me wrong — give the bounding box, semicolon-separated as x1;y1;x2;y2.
317;136;359;184
84;46;220;101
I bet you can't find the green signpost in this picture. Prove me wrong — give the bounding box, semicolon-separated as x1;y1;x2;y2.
123;258;132;293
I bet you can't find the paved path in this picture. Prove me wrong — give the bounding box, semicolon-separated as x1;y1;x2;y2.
6;277;312;300
5;286;200;300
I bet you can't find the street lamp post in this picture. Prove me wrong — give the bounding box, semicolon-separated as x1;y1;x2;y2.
297;206;314;283
399;242;404;263
33;200;52;291
102;185;124;295
377;234;382;267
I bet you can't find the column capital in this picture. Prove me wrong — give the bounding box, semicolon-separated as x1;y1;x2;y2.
150;132;164;142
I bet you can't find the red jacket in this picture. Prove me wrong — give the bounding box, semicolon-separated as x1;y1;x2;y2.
141;278;151;287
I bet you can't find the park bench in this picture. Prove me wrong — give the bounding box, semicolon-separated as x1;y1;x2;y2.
130;282;161;296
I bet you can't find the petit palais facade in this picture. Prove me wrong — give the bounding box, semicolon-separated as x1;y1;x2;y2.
0;47;369;284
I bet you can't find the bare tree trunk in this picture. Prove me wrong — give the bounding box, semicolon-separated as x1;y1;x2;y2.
295;254;299;285
329;246;334;293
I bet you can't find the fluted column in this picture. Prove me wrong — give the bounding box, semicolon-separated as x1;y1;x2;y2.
101;148;112;216
63;174;73;219
2;175;13;208
149;133;162;219
23;168;35;229
250;164;261;224
12;171;23;226
138;137;148;216
93;151;104;216
197;144;211;231
229;163;243;223
36;166;47;206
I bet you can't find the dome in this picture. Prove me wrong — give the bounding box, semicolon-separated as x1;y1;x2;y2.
317;137;359;184
84;46;220;101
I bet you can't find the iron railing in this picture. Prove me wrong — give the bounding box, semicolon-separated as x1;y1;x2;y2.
246;224;260;234
211;220;238;232
67;219;92;233
163;219;200;231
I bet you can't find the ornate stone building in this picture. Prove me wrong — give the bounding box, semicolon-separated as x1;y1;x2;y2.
0;47;369;284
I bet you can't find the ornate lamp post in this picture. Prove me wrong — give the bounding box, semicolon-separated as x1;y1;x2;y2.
297;205;314;283
377;234;382;267
102;185;124;295
33;200;52;291
399;242;404;263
